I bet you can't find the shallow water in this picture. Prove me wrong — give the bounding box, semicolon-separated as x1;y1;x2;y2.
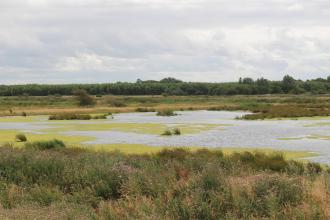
1;111;330;164
68;111;330;164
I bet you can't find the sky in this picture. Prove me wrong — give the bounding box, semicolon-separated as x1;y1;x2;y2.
0;0;330;84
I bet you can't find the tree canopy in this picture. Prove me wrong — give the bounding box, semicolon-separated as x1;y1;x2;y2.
0;76;330;96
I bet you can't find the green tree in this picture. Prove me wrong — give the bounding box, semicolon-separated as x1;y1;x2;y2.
282;75;296;93
242;77;254;84
159;77;182;83
73;89;95;106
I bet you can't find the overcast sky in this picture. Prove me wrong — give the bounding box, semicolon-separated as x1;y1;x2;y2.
0;0;330;84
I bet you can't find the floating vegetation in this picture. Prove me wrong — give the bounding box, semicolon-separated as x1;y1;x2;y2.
15;133;27;142
156;109;177;116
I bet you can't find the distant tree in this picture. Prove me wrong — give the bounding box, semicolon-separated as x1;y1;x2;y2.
314;78;327;82
282;75;296;93
238;77;243;84
73;89;95;106
242;77;254;84
159;77;182;83
256;77;270;94
327;76;330;82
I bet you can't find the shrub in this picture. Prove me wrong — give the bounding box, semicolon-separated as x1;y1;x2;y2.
49;113;92;120
22;112;27;117
162;129;172;136
135;107;156;112
252;176;303;216
157;148;189;160
157;109;177;116
15;133;27;142
25;139;66;150
307;162;323;174
73;89;95;106
173;128;181;135
107;98;127;107
234;151;288;172
27;186;62;206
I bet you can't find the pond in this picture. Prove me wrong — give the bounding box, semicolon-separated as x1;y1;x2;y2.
0;111;330;164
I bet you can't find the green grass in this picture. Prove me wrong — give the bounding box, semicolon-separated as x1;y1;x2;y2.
0;130;95;145
41;122;221;135
279;135;330;141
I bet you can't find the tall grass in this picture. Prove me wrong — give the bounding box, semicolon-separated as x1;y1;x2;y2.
0;144;328;219
25;139;66;150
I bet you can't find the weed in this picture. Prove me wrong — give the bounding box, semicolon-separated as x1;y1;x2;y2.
15;133;27;142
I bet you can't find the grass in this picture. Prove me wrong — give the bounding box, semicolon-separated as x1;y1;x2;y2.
49;114;92;120
0;144;327;219
279;135;330;141
75;144;318;160
41;122;220;135
49;113;111;120
2;94;330;120
0;130;95;145
25;139;66;150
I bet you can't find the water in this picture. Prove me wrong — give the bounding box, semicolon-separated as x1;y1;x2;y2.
67;111;330;164
1;111;330;164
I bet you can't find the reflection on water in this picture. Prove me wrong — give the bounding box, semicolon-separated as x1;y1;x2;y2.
1;111;330;164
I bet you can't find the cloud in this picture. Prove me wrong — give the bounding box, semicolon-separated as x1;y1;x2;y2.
0;0;329;84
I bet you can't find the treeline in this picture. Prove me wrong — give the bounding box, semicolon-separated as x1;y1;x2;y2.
1;76;330;96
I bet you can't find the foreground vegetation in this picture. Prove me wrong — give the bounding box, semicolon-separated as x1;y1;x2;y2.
0;141;328;219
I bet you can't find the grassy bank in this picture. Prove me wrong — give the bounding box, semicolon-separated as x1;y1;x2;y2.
0;141;328;219
1;94;330;119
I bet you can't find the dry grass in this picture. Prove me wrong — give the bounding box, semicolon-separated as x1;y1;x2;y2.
0;203;92;220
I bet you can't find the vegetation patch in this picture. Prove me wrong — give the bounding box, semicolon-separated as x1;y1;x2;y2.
0;130;94;146
135;107;156;112
156;109;177;116
15;133;27;142
0;145;327;219
49;113;111;120
161;128;181;136
25;139;66;150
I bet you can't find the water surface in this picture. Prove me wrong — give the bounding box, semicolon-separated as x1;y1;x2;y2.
1;111;330;164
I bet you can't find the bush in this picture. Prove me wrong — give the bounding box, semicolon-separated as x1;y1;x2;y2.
49;114;92;120
162;129;172;136
157;109;177;116
252;176;303;216
15;133;27;142
25;139;66;150
135;107;156;112
173;128;181;135
107;98;127;107
27;186;62;206
73;89;95;106
307;162;322;174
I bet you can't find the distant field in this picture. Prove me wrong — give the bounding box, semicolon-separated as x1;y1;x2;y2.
1;94;330;119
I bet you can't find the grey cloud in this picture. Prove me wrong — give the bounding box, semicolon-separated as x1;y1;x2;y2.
0;0;329;84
